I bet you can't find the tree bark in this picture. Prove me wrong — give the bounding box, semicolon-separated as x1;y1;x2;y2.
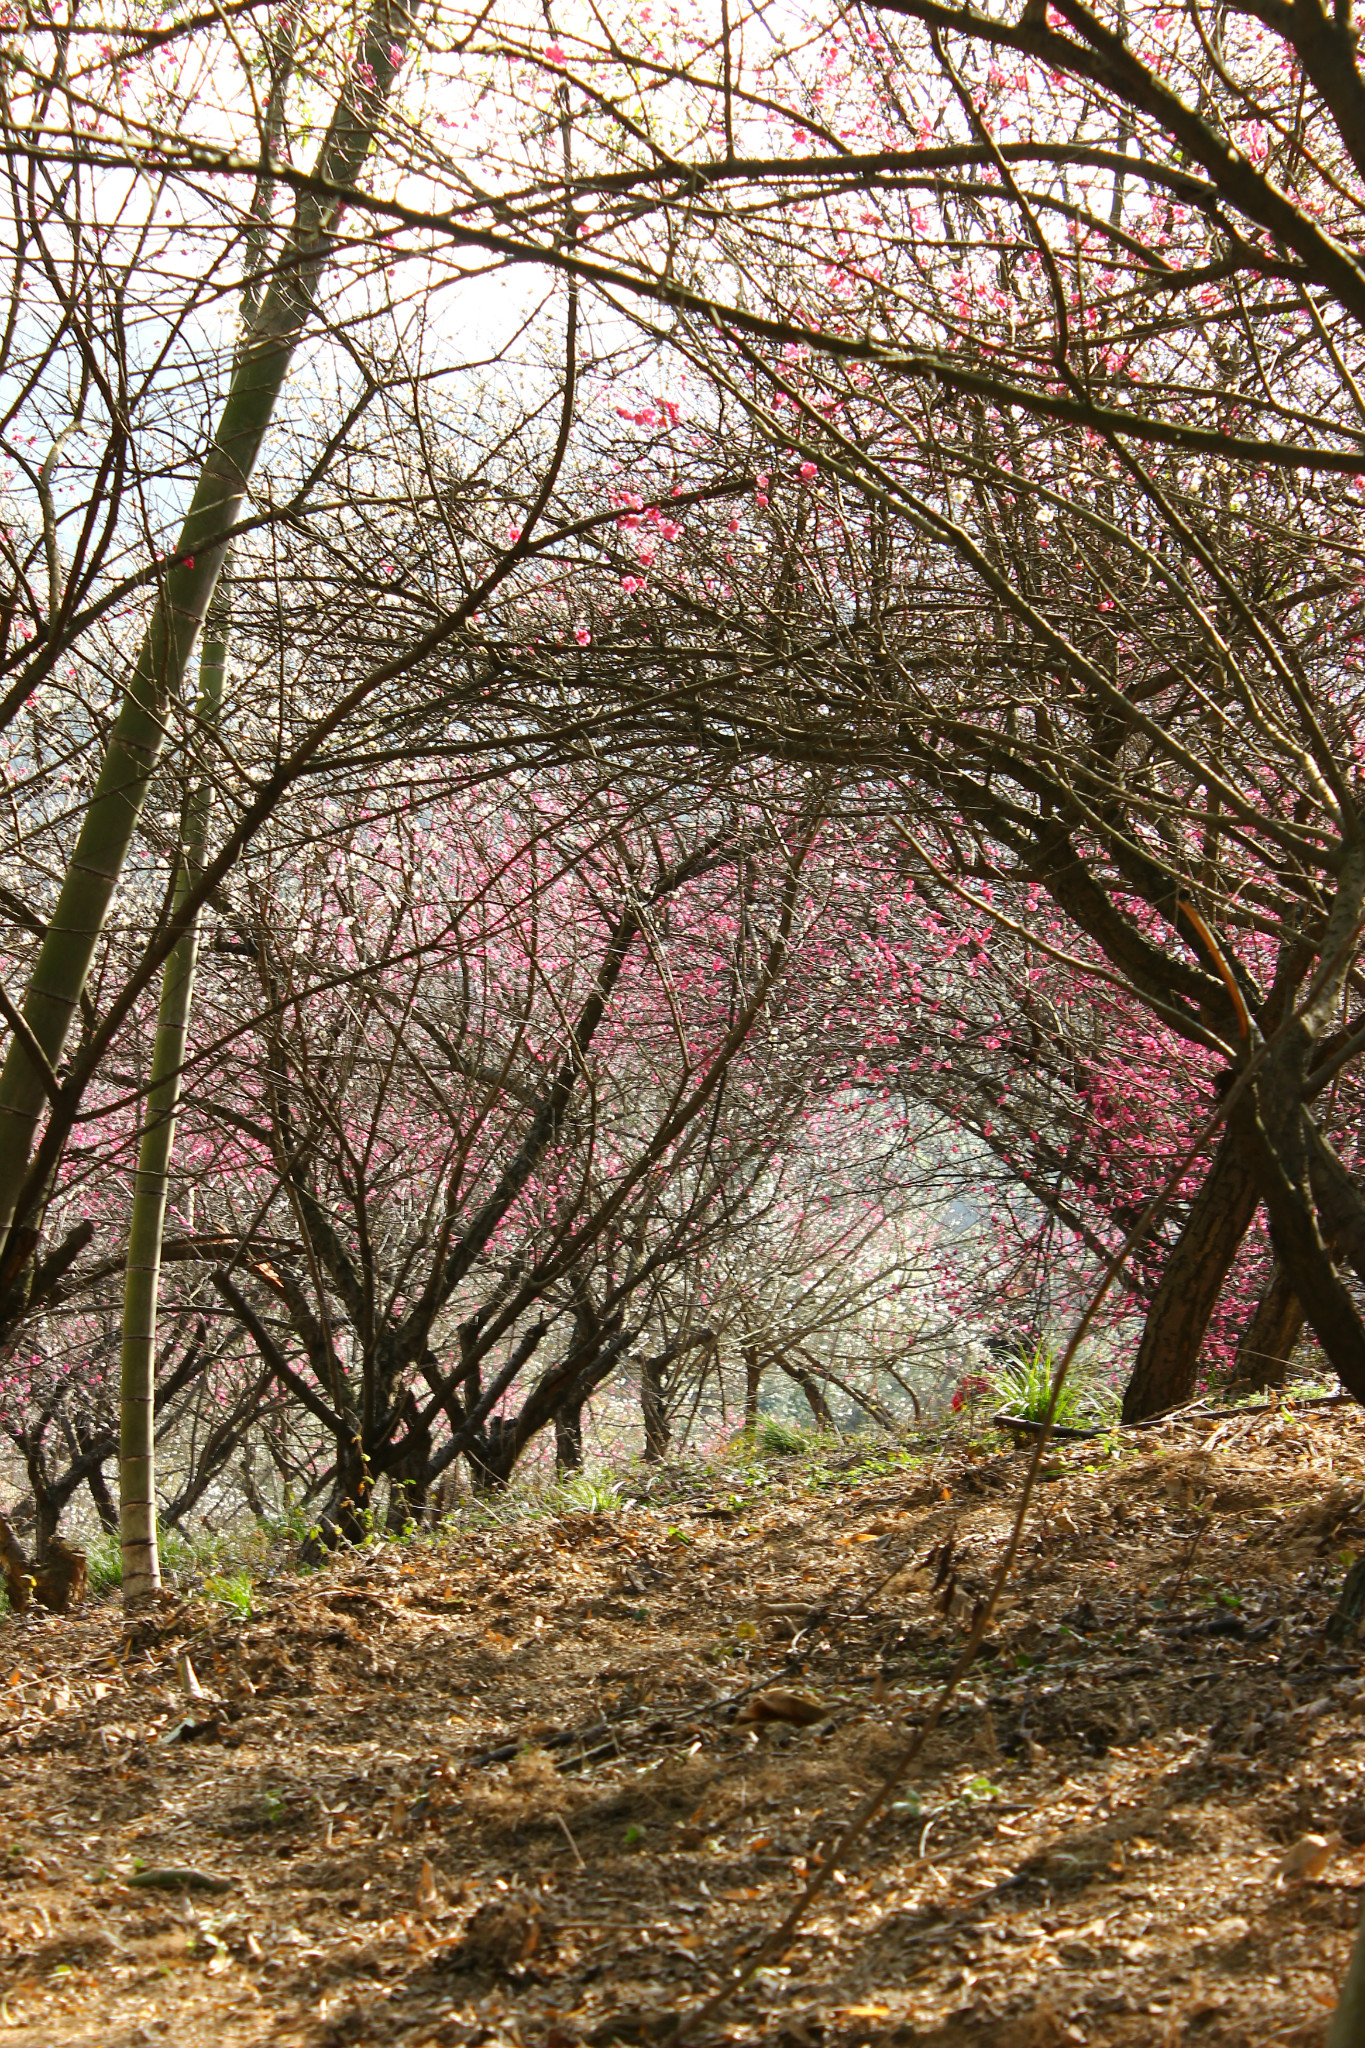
778;1355;837;1431
641;1351;669;1461
743;1345;763;1432
118;587;227;1610
1231;1262;1304;1391
555;1402;584;1473
1121;1103;1262;1421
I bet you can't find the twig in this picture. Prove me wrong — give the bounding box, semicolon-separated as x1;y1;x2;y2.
555;1813;586;1869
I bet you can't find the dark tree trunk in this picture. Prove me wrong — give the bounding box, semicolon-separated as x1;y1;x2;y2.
85;1458;118;1534
641;1352;669;1462
304;1435;373;1556
386;1392;431;1531
466;1416;519;1492
1122;1105;1262;1421
1231;1262;1304;1391
555;1401;584;1474
779;1355;836;1431
24;1437;61;1557
743;1345;763;1432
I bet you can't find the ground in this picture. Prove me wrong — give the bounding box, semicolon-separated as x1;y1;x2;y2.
1;1405;1364;2048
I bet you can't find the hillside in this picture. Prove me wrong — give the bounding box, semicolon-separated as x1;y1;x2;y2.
1;1409;1363;2048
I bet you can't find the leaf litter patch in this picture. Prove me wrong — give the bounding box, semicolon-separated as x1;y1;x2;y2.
0;1413;1360;2044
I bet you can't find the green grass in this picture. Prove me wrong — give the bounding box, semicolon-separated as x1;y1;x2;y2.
203;1570;254;1617
759;1417;810;1457
991;1340;1098;1430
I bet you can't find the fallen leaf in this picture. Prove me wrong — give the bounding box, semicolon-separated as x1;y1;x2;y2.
1276;1832;1341;1884
736;1688;829;1727
415;1855;446;1918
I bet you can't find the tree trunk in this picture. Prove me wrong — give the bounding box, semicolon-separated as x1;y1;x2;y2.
779;1355;837;1431
743;1345;763;1432
641;1351;669;1461
24;1437;59;1558
85;1459;118;1535
1121;1105;1262;1421
385;1392;431;1530
118;590;227;1611
0;0;414;1248
1231;1262;1304;1391
555;1402;584;1473
1328;1892;1365;2046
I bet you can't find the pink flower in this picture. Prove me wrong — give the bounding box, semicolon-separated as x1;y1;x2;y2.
755;492;769;507
621;575;642;593
575;626;590;645
507;525;522;544
388;41;404;66
799;461;817;482
546;42;566;63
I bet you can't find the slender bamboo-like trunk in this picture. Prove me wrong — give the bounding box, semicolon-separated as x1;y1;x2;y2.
0;0;412;1250
1329;1898;1365;2046
118;597;227;1610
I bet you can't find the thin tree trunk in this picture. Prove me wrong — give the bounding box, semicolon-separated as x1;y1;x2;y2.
0;0;413;1248
743;1345;763;1433
1328;1896;1365;2046
118;594;226;1610
1121;1106;1262;1422
641;1352;669;1461
1231;1262;1304;1391
779;1354;837;1431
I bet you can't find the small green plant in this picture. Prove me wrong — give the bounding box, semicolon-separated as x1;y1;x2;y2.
204;1570;254;1618
760;1417;808;1457
992;1340;1094;1429
555;1472;625;1515
86;1530;122;1594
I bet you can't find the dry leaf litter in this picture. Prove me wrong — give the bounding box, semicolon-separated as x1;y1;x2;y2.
0;1408;1362;2046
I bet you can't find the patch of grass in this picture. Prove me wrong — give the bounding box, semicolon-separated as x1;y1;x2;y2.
87;1530;122;1595
203;1570;254;1618
759;1418;809;1457
992;1340;1104;1430
552;1472;627;1515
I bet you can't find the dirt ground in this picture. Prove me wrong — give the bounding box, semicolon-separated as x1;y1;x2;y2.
2;1406;1364;2048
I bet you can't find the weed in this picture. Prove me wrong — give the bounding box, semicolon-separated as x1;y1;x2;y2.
992;1339;1105;1429
553;1472;626;1515
87;1530;122;1594
204;1570;254;1618
760;1418;808;1457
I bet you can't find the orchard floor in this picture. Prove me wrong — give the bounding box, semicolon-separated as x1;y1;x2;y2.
2;1410;1365;2048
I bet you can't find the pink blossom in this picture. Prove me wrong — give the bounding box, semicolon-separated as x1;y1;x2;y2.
546;42;566;63
507;525;522;544
799;461;817;482
575;626;590;646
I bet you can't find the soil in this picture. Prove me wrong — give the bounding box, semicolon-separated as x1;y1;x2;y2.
2;1406;1365;2048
